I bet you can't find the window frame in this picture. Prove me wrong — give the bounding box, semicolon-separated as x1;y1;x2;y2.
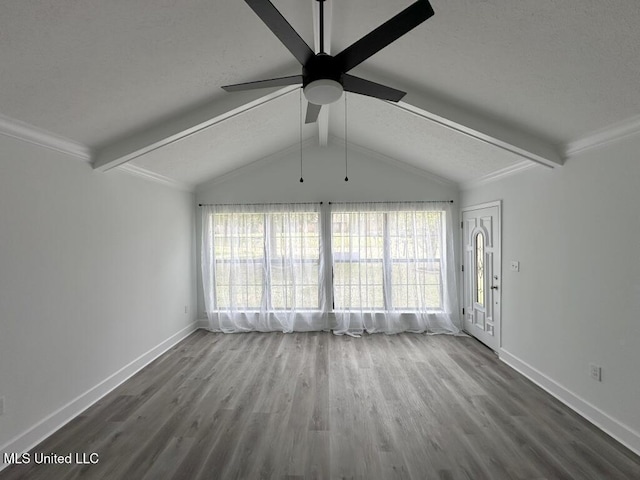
330;207;446;313
205;203;448;315
210;209;323;312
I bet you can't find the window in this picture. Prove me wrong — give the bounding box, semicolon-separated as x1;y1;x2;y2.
331;206;444;312
209;207;321;311
213;212;264;309
332;211;385;309
269;212;320;309
202;202;459;334
389;210;443;310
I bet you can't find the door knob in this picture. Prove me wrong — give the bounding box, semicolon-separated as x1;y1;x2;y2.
490;285;499;290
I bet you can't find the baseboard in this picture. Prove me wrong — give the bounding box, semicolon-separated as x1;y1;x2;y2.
0;322;200;471
499;349;640;457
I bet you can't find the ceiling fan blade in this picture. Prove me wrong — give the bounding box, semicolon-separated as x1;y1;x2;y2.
342;74;406;102
245;0;314;66
334;0;434;73
222;75;303;92
305;102;322;123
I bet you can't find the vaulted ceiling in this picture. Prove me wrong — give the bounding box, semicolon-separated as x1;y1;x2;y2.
1;0;639;189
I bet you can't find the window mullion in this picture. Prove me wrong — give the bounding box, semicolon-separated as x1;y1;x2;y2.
263;213;272;311
229;215;235;310
323;204;332;314
382;211;392;310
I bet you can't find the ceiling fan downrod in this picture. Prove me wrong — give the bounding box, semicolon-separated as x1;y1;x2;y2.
318;0;326;55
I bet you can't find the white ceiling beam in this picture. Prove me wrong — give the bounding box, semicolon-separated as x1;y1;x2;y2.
317;105;329;145
92;86;299;172
355;68;564;168
393;101;562;168
312;0;332;146
312;0;332;55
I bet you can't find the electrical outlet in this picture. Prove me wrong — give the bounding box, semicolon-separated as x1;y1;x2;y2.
184;305;188;314
0;396;5;415
589;363;602;382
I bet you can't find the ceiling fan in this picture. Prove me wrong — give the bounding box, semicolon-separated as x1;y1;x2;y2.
222;0;434;123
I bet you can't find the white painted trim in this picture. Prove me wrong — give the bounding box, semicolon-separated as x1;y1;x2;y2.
461;200;503;212
195;137;317;192
391;101;562;168
317;106;330;147
0;322;201;472
196;318;210;329
327;135;457;187
565;114;640;158
0;113;91;161
118;164;194;193
312;0;332;55
459;161;535;191
500;349;640;457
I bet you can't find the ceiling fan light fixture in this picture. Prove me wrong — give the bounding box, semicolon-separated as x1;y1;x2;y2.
303;79;343;105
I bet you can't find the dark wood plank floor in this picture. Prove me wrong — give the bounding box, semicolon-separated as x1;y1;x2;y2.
2;331;639;479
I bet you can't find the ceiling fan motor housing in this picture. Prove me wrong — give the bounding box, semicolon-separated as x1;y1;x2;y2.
303;54;342;86
303;53;344;105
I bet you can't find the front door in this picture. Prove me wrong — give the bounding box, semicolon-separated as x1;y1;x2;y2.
461;202;501;351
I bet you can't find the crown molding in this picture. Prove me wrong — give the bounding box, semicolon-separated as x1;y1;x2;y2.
565;115;640;158
118;164;194;192
0;113;91;161
326;135;457;187
459;161;535;191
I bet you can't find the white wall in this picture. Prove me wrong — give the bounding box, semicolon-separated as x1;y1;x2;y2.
195;140;460;318
461;134;640;453
0;135;197;457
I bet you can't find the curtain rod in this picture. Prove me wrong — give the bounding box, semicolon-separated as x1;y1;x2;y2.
328;200;453;204
198;200;453;206
198;202;323;207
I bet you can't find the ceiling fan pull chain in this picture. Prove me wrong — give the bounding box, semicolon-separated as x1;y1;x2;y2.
344;92;349;182
300;88;304;183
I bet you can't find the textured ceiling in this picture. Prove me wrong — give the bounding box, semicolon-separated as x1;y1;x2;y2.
1;0;639;186
129;89;316;187
0;0;300;146
328;94;524;184
377;0;640;144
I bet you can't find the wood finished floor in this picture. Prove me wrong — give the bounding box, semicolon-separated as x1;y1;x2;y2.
2;331;640;480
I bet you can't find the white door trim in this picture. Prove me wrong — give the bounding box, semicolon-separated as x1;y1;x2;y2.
461;200;502;212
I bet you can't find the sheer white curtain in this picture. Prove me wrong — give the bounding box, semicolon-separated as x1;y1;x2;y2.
202;203;327;333
330;202;460;336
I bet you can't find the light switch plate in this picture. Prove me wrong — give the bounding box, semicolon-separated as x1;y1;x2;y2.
510;261;520;272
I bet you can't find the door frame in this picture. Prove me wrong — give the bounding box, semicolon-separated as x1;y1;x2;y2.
460;200;502;351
